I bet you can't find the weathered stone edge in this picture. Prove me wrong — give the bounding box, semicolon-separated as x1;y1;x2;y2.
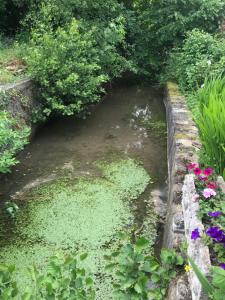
182;174;211;300
163;81;201;249
163;82;204;300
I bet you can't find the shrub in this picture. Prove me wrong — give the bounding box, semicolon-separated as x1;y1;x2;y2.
166;30;225;91
195;78;225;176
27;19;108;119
0;111;30;173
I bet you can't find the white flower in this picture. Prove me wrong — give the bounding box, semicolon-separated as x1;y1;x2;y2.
207;60;212;66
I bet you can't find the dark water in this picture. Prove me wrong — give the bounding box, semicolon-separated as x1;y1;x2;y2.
0;84;167;200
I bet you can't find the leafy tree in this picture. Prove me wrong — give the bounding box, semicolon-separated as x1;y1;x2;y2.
126;0;225;76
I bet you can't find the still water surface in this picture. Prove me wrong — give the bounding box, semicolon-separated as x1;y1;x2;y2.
0;84;167;298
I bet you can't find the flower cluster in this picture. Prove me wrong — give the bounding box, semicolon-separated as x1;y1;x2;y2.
187;163;225;269
187;164;217;200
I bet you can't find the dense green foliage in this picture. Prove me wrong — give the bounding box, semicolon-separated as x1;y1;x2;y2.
0;236;184;300
28;20;108;118
0;110;29;173
105;234;184;300
25;0;131;119
0;253;95;299
127;0;225;75
167;30;225;91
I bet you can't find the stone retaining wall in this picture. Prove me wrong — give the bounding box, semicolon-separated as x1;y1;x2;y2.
163;82;202;300
163;82;201;249
163;83;225;300
0;78;40;137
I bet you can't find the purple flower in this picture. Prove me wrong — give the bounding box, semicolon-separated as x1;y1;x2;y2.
208;211;221;218
191;228;200;240
199;175;208;181
206;226;225;242
219;263;225;270
202;188;216;199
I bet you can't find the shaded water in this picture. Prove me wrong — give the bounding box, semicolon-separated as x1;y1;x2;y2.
0;84;167;298
1;84;167;197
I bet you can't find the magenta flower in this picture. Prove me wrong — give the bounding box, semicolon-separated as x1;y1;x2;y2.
187;163;196;170
219;263;225;270
191;228;200;240
207;182;217;189
204;168;213;176
194;168;202;175
208;211;221;218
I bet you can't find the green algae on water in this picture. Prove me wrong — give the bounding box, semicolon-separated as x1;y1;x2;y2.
0;158;155;299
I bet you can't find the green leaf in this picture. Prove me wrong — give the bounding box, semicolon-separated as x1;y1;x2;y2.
176;255;184;266
86;277;93;286
134;283;143;294
151;273;160;283
188;257;214;295
135;237;149;252
212;267;225;291
80;253;88;261
105;263;117;271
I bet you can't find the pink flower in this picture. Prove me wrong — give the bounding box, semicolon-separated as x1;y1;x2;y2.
192;194;200;202
194;168;202;175
187;163;196;170
202;188;216;199
204;168;213;176
207;182;217;189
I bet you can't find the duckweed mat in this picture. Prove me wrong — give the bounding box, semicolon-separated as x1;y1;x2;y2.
0;158;157;299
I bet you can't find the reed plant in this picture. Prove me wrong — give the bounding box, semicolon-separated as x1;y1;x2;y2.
195;78;225;177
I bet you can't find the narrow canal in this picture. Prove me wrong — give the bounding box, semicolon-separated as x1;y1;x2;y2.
0;84;167;298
